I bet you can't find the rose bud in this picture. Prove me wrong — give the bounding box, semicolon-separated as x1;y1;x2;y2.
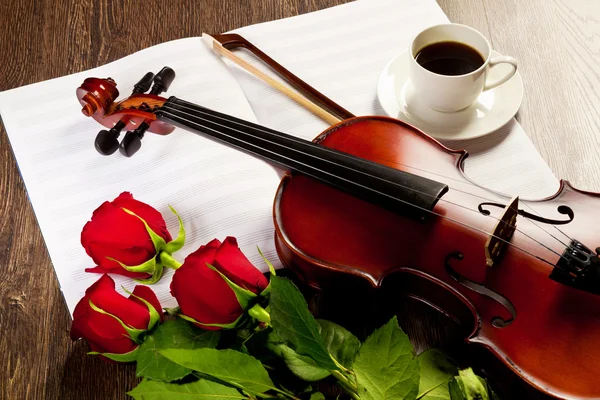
81;191;185;284
170;237;270;330
70;274;162;362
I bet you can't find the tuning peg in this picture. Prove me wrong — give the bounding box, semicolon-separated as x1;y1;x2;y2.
119;122;150;157
118;131;142;157
94;120;126;155
132;72;155;94
149;67;176;95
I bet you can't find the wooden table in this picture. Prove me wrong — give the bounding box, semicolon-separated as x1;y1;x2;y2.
1;0;598;399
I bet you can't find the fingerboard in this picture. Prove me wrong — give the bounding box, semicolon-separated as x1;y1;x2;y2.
156;97;448;220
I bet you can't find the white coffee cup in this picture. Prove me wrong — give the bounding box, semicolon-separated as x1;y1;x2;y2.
408;23;517;113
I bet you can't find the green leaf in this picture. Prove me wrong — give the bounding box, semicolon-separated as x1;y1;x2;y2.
269;276;337;371
238;328;272;358
89;346;139;363
449;380;464;400
449;368;490;400
421;385;453;400
136;319;220;382
159;348;276;396
164;205;186;254
417;349;458;399
127;378;247;399
316;319;360;369
354;316;420;400
275;345;331;382
267;332;331;382
310;392;326;400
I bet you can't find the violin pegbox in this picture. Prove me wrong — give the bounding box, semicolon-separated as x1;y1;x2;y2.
76;66;177;157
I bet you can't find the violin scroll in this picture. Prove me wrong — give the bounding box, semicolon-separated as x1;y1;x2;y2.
77;67;177;156
78;77;119;117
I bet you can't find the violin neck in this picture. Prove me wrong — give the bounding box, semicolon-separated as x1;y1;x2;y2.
155;97;448;219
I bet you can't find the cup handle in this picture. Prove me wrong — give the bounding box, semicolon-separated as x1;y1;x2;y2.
483;56;518;91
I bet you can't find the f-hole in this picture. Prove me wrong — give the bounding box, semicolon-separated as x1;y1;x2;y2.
445;252;516;328
478;202;574;226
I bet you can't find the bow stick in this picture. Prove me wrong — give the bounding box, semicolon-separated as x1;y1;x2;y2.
202;33;341;125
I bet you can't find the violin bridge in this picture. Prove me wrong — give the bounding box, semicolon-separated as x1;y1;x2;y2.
485;196;519;267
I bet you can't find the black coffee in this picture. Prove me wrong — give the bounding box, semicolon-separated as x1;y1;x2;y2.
415;41;484;76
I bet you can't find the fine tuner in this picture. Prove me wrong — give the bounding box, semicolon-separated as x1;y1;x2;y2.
84;66;176;157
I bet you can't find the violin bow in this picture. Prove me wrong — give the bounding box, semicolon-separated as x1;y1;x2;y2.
202;33;354;125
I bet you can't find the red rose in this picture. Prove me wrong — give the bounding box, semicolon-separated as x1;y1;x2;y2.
170;237;269;330
81;192;184;282
70;274;162;362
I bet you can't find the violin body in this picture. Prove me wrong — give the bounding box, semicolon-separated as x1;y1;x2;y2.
274;116;600;399
76;54;600;399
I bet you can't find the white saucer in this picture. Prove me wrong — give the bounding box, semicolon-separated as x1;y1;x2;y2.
377;50;524;140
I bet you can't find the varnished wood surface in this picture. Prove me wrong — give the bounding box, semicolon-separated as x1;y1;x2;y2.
0;1;599;399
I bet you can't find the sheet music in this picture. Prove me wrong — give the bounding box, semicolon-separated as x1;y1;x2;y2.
0;0;560;317
230;0;559;199
0;38;281;314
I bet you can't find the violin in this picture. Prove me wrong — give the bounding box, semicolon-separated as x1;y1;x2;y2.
76;34;600;399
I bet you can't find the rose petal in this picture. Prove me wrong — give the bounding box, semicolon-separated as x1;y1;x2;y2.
130;285;163;322
81;201;153;250
213;237;268;294
112;192;172;242
86;241;155;274
74;312;136;355
83;274;151;330
89;339;138;356
185;238;221;264
84;265;151;280
171;251;242;327
70;275;142;355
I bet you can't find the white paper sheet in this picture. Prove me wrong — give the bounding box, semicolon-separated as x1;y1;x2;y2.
0;0;560;316
230;0;559;199
0;38;281;313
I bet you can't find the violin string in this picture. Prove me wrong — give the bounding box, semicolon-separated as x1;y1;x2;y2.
160;102;518;209
160;102;534;210
162;100;566;230
369;158;575;246
365;159;572;248
519;202;573;245
385;152;575;246
159;103;567;260
160;102;569;256
373;162;573;248
158;105;565;267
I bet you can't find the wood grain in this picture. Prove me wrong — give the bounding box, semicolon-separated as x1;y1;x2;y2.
438;0;600;192
0;0;598;399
